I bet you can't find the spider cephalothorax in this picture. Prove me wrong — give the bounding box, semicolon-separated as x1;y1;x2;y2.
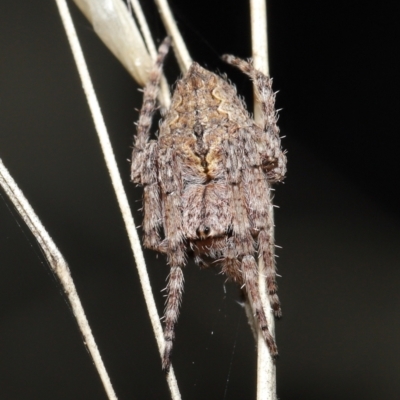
131;37;286;371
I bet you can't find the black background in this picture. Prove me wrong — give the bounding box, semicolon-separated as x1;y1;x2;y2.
1;0;400;399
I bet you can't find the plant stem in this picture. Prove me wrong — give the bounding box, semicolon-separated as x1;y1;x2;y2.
129;0;171;106
250;0;277;399
54;0;181;398
153;0;192;72
0;158;118;400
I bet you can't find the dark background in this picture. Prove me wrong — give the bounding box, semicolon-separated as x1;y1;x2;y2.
1;0;399;399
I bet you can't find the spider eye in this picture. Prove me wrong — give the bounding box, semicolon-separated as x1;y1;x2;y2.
203;226;210;234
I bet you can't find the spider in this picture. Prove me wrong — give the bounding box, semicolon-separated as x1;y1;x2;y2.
131;37;286;371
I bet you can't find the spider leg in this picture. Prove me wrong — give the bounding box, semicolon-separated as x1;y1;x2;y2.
222;236;242;283
222;136;278;355
162;265;184;372
159;147;185;266
159;147;186;371
243;165;282;317
130;38;183;372
223;138;254;257
132;37;171;154
141;142;163;250
258;229;281;318
131;38;171;250
221;55;286;183
222;56;285;316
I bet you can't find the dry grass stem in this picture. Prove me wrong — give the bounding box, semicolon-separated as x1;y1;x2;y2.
250;0;277;399
153;0;192;72
128;0;171;106
55;0;181;398
0;159;118;400
250;0;269;76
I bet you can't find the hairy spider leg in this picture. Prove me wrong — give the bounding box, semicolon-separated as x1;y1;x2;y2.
221;55;286;183
133;37;171;150
257;229;281;318
162;264;184;372
242;163;282;318
222;137;278;356
222;56;285;318
131;37;185;373
158;145;186;372
131;37;171;250
141;142;163;250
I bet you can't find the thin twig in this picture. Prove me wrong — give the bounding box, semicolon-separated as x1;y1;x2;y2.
250;0;277;399
0;159;118;400
54;0;181;398
153;0;192;72
128;0;170;106
129;0;157;58
250;0;269;76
